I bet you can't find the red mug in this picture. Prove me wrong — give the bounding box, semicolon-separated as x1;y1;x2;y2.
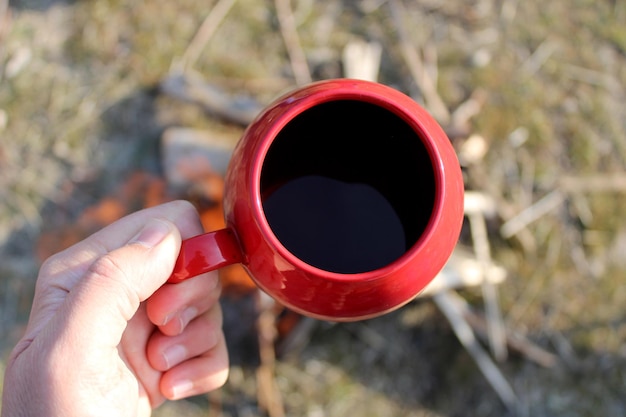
168;79;464;321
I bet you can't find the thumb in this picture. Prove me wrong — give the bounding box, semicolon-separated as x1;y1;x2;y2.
62;218;181;346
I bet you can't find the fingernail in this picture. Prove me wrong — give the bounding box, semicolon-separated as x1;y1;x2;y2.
162;311;174;326
180;306;198;329
170;379;194;399
130;219;171;248
162;344;187;369
163;306;198;332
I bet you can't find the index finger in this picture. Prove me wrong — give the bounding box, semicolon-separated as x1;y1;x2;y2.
39;200;205;293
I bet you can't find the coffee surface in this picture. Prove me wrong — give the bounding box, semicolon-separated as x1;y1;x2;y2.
262;175;406;273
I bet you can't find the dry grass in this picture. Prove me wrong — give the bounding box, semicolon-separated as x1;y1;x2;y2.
1;0;625;416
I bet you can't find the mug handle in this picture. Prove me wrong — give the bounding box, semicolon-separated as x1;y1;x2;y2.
168;228;244;283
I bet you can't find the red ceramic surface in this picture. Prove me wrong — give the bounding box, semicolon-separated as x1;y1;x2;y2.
168;79;464;321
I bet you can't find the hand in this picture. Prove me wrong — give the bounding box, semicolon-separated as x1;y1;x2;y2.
1;201;228;417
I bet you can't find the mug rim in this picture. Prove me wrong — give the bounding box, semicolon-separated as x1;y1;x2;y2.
250;79;447;283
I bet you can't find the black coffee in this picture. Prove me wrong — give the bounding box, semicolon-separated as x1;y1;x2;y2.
262;175;406;273
259;99;436;274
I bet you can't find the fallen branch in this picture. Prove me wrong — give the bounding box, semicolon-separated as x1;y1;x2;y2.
433;291;518;412
274;0;312;85
388;0;450;123
176;0;237;71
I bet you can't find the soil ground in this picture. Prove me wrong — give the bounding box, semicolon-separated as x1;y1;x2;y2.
1;1;625;416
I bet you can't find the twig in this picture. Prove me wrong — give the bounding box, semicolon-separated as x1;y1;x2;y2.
423;42;439;94
0;0;9;50
562;64;623;93
433;291;518;411
207;389;223;417
463;191;497;217
516;147;536;210
274;0;312;85
469;212;508;362
500;0;519;24
436;190;507;362
176;0;238;71
521;38;559;75
450;90;487;135
388;0;450;124
467;164;538;252
255;292;286;417
463;306;558;368
420;249;506;296
547;329;581;371
559;174;626;193
342;39;382;82
500;190;565;239
275;316;318;358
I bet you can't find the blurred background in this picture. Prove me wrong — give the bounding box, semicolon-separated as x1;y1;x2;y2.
1;0;625;416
